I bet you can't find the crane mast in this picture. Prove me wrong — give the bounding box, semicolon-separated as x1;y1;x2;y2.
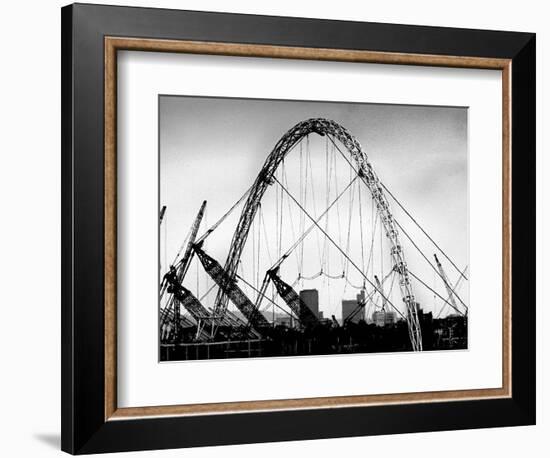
177;200;207;284
161;201;208;339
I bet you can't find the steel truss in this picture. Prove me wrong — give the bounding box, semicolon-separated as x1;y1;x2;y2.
213;118;423;351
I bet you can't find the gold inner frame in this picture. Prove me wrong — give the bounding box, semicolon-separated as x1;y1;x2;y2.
104;37;512;421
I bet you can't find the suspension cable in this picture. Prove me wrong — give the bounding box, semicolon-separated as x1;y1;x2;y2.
325;133;467;282
270;175;359;270
272;175;406;321
259;206;273;266
365;200;378;281
281;161;302;270
344;174;356;277
306;135;323;266
299;140;304;275
358;180;366;275
380;183;468;282
394;218;468;310
331;140;345;271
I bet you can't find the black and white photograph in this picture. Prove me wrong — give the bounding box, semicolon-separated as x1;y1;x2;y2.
0;0;542;456
159;96;469;362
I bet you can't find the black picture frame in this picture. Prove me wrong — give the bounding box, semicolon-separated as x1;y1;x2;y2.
61;3;535;454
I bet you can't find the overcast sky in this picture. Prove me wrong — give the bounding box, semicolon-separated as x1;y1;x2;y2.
160;95;468;321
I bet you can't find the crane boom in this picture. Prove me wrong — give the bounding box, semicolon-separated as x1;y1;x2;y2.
193;243;270;333
434;254;465;316
177;200;207;284
267;268;319;328
160;201;209;338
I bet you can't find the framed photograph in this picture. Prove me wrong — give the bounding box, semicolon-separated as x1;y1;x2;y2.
61;3;536;454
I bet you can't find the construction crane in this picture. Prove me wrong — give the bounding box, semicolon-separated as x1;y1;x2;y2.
343;273;392;325
267;267;319;329
193;242;271;334
164;281;212;339
343;293;367;326
434;254;467;316
160;201;208;339
177;201;207;284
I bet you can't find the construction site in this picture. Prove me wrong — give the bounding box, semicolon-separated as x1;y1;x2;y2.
159;118;468;361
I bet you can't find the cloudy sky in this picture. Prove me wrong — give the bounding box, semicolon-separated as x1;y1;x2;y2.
160;95;468;321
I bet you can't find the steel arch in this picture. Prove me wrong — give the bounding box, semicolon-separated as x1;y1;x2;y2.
214;118;423;351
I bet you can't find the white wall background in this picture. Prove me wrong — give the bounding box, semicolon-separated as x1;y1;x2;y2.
0;1;545;456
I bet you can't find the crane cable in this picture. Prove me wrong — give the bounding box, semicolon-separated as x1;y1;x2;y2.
281;160;302;271
330;138;346;272
195;184;253;244
393;218;468;311
408;270;466;317
380;182;468;282
306;135;324;266
325;133;467;283
269;175;359;271
272;175;406;321
436;266;468;318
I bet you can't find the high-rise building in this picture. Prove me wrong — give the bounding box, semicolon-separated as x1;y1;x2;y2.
342;290;366;324
372;310;397;327
299;289;319;318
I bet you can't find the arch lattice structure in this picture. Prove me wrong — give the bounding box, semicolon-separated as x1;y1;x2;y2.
213;118;423;351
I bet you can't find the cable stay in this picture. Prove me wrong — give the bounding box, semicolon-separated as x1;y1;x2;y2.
343;172;357;278
258;205;273;266
326;132;466;283
392;217;468;310
327;137;346;272
343;270;394;324
434;254;468;315
195;185;253;245
281;160;303;271
321;135;334;273
272;175;406;322
269;175;359;272
436;265;469;318
408;269;466;317
305;135;324;267
380;182;468;282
